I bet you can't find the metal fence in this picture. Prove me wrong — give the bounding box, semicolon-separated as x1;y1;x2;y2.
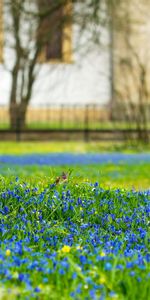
0;103;111;130
0;103;150;142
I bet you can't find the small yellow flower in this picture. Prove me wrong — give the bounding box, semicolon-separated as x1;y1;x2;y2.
38;284;43;290
61;245;71;253
76;245;83;250
99;275;106;284
80;207;83;211
89;266;97;276
6;249;11;257
84;284;88;289
12;272;19;279
100;251;106;257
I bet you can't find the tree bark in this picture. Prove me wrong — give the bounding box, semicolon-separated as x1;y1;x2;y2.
9;102;27;131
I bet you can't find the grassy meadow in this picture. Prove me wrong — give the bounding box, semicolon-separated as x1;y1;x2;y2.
0;141;150;300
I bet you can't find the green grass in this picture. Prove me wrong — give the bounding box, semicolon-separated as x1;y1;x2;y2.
0;141;150;190
26;121;148;130
1;120;150;130
0;141;150;155
1;176;150;300
0;163;150;190
0;141;150;299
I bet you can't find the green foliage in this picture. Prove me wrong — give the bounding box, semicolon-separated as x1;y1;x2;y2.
0;141;150;155
0;176;150;299
0;161;150;190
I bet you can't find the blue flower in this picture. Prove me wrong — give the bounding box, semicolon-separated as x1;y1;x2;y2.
79;255;87;265
18;273;24;282
129;271;135;277
72;272;77;279
104;262;112;271
34;287;41;293
89;289;96;297
3;206;9;215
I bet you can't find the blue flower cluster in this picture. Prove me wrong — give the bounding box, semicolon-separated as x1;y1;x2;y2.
0;152;150;166
0;179;150;299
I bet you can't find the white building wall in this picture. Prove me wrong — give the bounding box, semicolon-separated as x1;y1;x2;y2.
0;3;111;107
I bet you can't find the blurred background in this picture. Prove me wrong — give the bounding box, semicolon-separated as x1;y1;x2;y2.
0;0;150;145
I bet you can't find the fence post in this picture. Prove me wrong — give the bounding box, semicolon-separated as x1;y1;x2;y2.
59;104;64;129
16;116;21;142
84;104;89;142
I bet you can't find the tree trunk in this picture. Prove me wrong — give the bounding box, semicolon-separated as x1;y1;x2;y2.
9;102;27;131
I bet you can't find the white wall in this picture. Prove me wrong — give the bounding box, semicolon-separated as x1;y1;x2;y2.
0;2;111;107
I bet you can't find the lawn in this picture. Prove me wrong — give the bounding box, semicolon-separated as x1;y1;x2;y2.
0;142;150;299
0;162;150;190
2;120;150;130
0;141;150;155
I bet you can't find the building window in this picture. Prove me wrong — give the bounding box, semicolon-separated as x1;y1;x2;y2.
0;0;3;63
0;0;72;64
37;0;72;63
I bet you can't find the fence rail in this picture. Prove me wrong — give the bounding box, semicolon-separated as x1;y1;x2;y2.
0;103;111;130
0;128;150;142
0;103;150;141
